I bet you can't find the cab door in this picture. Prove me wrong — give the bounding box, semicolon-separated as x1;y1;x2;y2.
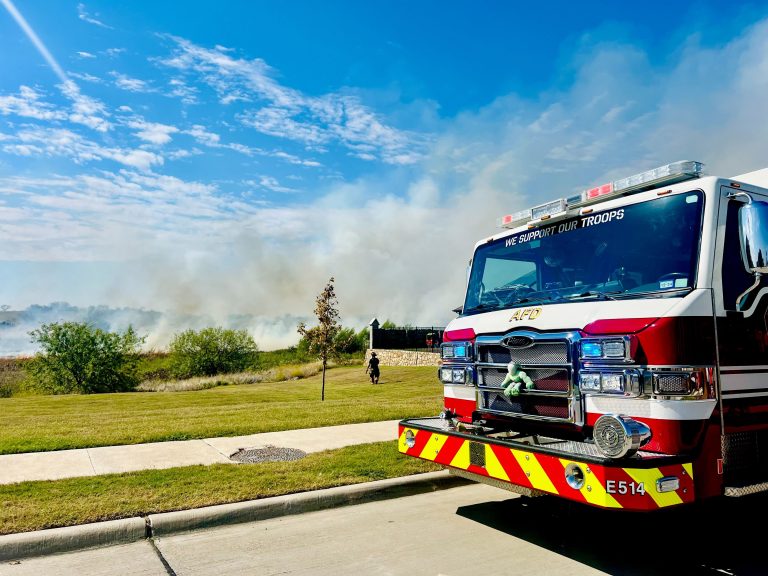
715;184;768;490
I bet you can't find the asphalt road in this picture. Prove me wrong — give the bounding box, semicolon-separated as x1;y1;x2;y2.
3;483;768;576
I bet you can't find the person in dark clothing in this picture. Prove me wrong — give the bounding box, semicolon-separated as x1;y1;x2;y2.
366;352;380;384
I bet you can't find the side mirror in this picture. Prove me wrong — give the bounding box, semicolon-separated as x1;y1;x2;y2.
739;200;768;274
736;197;768;309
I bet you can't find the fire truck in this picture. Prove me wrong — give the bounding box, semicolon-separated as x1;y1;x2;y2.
399;160;768;510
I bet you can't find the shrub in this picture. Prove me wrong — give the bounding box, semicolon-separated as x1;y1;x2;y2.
168;327;258;378
26;322;144;394
333;327;366;354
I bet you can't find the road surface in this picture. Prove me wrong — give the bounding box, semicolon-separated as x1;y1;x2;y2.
2;483;766;575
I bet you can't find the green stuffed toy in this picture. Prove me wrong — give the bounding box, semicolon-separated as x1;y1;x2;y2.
501;362;534;397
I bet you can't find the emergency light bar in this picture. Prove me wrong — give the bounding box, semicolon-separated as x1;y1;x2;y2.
498;160;704;229
572;160;704;208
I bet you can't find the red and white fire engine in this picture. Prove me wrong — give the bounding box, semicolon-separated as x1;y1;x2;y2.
399;160;768;510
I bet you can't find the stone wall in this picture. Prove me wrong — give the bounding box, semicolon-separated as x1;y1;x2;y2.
364;349;440;367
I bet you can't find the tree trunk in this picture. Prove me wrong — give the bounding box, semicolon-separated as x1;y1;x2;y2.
321;358;326;401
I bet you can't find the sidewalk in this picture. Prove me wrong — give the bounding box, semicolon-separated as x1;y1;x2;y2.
0;420;401;485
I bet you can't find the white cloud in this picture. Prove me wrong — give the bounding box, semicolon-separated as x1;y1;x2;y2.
183;124;254;155
69;72;102;84
127;119;178;145
110;72;153;93
167;78;198;104
157;37;427;164
60;80;111;132
2;143;43;156
77;3;112;29
246;176;298;194
168;148;202;160
104;48;126;57
185;124;220;146
271;150;322;167
4;126;162;170
0;86;66;121
76;51;96;59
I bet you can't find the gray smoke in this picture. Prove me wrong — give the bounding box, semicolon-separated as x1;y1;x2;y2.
3;17;768;355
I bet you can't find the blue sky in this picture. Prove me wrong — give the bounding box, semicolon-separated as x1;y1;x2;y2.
2;1;768;349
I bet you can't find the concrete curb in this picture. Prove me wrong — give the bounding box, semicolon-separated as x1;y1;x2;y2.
149;470;469;536
0;517;146;562
0;471;470;560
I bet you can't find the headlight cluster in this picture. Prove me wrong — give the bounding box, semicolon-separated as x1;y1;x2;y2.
441;342;473;360
440;367;471;384
580;338;629;361
579;370;640;396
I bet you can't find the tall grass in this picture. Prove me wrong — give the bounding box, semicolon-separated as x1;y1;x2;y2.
0;348;365;397
137;361;326;392
0;358;30;397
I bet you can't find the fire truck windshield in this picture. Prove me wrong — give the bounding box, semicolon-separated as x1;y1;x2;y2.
463;191;705;314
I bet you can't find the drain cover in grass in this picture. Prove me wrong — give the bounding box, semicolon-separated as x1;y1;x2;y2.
229;445;307;463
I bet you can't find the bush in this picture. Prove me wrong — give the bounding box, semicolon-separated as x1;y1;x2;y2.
26;322;144;394
333;327;367;354
168;327;258;378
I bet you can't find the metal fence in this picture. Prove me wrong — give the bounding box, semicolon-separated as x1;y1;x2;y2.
370;326;444;351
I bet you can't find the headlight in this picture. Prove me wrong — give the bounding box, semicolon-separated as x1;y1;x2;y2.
579;371;625;394
602;340;626;358
601;373;625;393
580;373;601;392
440;367;470;384
441;342;473;360
580;337;630;361
581;341;603;358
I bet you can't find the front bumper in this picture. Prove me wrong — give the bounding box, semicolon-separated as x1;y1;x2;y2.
399;417;695;511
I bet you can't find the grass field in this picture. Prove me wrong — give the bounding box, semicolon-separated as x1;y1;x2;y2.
0;441;442;535
0;365;441;454
0;348;365;397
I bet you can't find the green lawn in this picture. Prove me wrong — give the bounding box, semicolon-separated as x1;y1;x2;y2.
0;441;442;535
0;366;441;454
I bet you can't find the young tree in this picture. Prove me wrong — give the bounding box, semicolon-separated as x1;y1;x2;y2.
168;327;259;378
26;322;145;394
297;277;342;401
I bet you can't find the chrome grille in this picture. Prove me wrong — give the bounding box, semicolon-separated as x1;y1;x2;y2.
482;391;569;419
479;367;569;392
481;343;568;364
475;333;575;423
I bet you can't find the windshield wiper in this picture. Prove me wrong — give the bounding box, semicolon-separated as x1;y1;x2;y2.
563;290;621;301
463;303;497;314
509;294;564;306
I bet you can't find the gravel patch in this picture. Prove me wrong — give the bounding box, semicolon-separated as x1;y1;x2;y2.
229;445;307;463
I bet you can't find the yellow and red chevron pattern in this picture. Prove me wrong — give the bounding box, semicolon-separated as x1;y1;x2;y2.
399;425;694;511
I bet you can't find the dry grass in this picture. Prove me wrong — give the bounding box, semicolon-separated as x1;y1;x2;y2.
136;361;325;392
0;357;30;398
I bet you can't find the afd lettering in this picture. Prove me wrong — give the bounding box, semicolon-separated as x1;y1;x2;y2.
509;307;542;321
